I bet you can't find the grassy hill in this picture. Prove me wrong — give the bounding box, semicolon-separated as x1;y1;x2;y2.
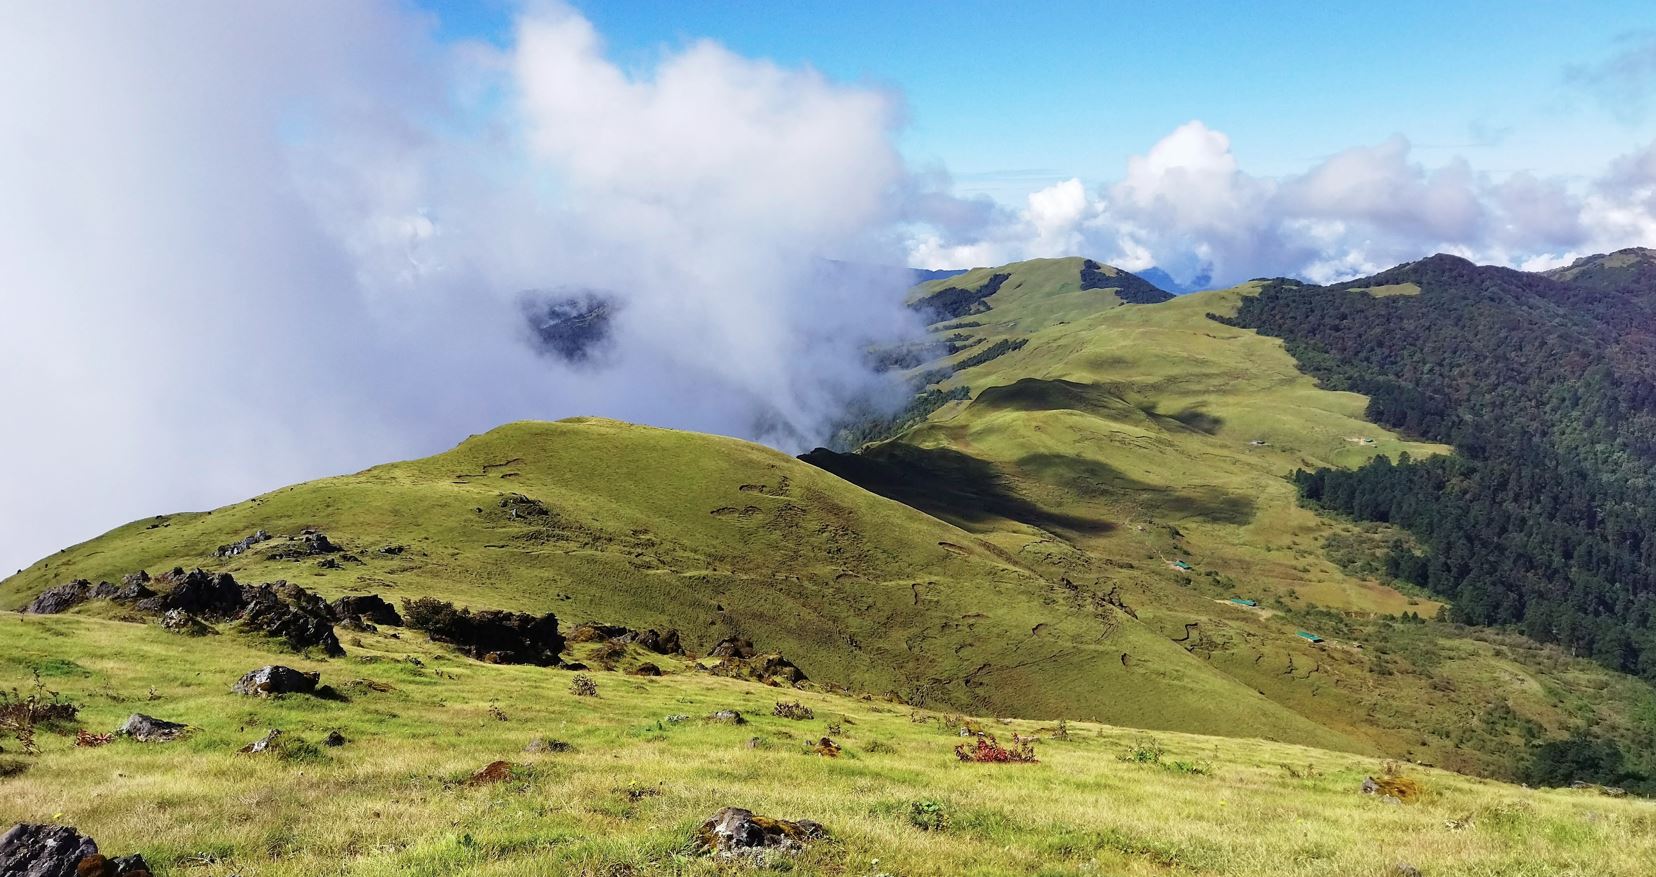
3;610;1654;876
0;418;1341;747
7;257;1656;873
809;259;1656;781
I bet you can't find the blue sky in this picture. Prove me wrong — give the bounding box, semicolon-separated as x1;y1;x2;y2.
425;0;1656;203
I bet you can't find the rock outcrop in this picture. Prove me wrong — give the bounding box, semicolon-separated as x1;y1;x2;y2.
23;581;91;615
692;807;827;859
401;597;563;665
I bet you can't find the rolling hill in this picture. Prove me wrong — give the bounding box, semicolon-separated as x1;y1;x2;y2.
0;417;1340;747
6;254;1656;875
809;255;1656;782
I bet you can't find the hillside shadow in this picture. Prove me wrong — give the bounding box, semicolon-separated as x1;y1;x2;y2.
800;444;1115;536
1015;453;1257;525
971;378;1131;414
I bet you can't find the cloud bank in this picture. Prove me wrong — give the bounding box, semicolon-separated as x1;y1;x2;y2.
908;120;1656;286
0;3;920;572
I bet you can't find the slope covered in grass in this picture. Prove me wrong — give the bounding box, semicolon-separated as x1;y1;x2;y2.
3;611;1653;877
0;418;1340;747
809;260;1656;781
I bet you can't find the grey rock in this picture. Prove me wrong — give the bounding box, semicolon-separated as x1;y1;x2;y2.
232;665;319;697
0;823;98;877
117;714;187;743
24;581;90;615
239;729;284;754
692;807;827;859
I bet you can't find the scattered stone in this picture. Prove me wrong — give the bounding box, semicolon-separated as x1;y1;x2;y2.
524;737;572;754
707;710;746;725
691;807;827;859
630;663;663;677
709;637;756;659
566;622;684;655
116;714;187;743
24;580;91;615
232;666;320;697
773;700;814;720
215;529;270;558
159;609;213;637
239;729;285;754
323;730;346;747
401;597;564;665
469;760;516;785
498;494;549;519
329;595;402;627
664;714;690;724
707;653;807;687
266;531;340;561
1395;864;1422;877
377;545;405;556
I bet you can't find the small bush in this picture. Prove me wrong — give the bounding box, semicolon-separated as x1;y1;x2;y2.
74;730;114;748
773;700;814;720
955;733;1037;763
0;678;79;754
864;739;898;754
570;674;598;697
593;640;627;670
1118;735;1165;764
907;799;949;831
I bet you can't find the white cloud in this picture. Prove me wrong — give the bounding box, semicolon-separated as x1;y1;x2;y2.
907;120;1656;288
0;2;921;572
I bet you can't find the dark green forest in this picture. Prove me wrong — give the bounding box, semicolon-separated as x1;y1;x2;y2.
1226;253;1656;680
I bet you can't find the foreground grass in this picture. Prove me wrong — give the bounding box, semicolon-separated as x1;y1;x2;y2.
4;613;1652;876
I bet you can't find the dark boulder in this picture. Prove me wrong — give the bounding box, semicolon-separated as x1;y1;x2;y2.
328;594;402;627
140;569;244;619
629;628;683;655
707;653;807;686
323;730;346;747
232;665;319;697
401;597;563;665
90;579;154;602
24;581;90;615
238;584;343;656
117;714;187;743
630;663;663;677
0;823;97;877
0;823;153;877
709;637;756;659
691;807;827;859
566;621;630;643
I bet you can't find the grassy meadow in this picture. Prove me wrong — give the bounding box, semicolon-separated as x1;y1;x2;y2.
4;611;1653;877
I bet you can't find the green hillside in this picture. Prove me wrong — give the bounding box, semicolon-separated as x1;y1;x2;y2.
0;417;1340;747
810;259;1656;781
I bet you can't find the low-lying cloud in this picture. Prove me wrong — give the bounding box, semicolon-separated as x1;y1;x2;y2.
908;120;1656;286
0;3;922;572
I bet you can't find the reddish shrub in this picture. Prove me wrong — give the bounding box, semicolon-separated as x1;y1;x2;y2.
954;733;1037;763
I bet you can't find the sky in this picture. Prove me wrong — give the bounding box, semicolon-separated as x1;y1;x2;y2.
2;1;1655;574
